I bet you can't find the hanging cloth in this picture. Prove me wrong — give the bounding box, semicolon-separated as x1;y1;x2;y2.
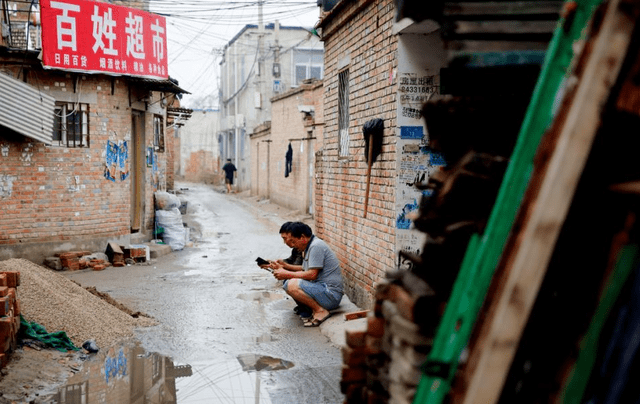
285;142;293;177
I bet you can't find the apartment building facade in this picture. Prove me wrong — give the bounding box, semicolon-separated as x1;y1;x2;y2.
219;22;323;192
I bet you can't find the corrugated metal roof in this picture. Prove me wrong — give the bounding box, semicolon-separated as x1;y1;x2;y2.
0;72;55;144
127;77;190;94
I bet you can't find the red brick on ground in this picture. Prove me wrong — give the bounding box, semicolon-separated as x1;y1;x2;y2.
0;295;14;316
0;272;19;288
0;317;14;352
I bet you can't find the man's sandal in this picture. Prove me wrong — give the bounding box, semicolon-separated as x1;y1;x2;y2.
304;313;332;327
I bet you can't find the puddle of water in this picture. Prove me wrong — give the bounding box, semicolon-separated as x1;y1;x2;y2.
176;358;274;404
236;291;284;303
237;354;294;371
251;333;276;343
47;339;292;403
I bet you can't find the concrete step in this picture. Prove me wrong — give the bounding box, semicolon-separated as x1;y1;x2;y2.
145;242;172;259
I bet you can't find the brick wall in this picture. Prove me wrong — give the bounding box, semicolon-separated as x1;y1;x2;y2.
269;81;324;213
166;124;176;190
317;0;398;308
178;110;220;184
0;68;169;258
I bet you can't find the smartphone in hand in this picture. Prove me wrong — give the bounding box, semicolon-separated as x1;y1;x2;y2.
256;257;270;266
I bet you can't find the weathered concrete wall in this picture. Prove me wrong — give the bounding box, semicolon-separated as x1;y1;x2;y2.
268;80;324;214
250;122;271;198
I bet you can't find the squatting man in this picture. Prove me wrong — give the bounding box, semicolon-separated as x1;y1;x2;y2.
262;222;344;327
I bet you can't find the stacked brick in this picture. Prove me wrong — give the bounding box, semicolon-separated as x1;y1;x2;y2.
341;271;438;404
340;95;530;402
0;271;20;368
55;251;109;271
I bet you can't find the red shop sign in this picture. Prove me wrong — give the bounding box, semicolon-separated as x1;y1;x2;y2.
40;0;168;79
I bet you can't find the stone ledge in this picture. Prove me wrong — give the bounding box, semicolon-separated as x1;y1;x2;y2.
145;243;172;259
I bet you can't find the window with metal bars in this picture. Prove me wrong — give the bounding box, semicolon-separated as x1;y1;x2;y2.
153;114;165;152
338;69;350;158
53;102;89;147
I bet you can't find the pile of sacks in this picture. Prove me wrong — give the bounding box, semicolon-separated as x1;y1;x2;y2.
155;191;187;251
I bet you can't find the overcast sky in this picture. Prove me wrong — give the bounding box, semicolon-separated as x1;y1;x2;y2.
150;0;321;108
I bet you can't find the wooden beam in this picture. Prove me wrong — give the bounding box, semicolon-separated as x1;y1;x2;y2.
444;2;563;17
610;181;640;194
455;1;636;403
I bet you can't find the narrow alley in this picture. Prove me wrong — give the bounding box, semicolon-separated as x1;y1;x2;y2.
60;182;357;403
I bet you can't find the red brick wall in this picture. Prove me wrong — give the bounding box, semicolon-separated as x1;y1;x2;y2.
183;150;218;184
317;0;398;308
0;68;168;253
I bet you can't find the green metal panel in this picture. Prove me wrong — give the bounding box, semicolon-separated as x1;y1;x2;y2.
413;0;605;402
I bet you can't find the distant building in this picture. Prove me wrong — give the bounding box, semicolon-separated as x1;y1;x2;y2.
178;109;221;184
250;79;323;214
219;21;323;192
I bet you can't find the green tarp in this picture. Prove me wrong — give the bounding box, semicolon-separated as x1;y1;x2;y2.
19;315;80;352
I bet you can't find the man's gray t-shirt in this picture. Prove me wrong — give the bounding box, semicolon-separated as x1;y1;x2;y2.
303;236;343;294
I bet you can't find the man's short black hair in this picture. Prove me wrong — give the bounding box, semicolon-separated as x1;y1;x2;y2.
279;221;293;234
289;222;312;238
226;159;231;162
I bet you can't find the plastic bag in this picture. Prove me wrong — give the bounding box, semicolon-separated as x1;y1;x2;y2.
155;208;186;250
155;191;181;211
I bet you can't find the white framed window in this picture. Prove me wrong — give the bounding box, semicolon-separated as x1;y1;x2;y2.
53;102;89;147
293;49;323;86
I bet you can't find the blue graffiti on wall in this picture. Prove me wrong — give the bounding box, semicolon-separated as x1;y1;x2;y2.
104;349;128;384
396;199;419;229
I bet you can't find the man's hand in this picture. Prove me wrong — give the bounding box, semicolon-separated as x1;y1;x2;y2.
258;259;273;270
271;261;289;280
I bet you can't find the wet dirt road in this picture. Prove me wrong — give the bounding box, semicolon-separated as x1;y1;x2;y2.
64;183;345;404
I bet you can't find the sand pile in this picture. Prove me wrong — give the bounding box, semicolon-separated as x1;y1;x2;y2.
0;258;155;349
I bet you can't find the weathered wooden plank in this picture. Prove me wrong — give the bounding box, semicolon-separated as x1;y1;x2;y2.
456;1;636;403
610;181;640;194
444;2;563;17
453;20;558;34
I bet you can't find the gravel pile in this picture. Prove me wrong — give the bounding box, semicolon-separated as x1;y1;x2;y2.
0;258;156;349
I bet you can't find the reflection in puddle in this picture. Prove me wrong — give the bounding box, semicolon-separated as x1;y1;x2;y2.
236;291;283;303
52;340;178;403
237;354;294;371
175;356;290;404
50;340;294;404
252;333;276;343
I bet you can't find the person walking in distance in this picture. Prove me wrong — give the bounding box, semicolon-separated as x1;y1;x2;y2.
222;159;237;193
